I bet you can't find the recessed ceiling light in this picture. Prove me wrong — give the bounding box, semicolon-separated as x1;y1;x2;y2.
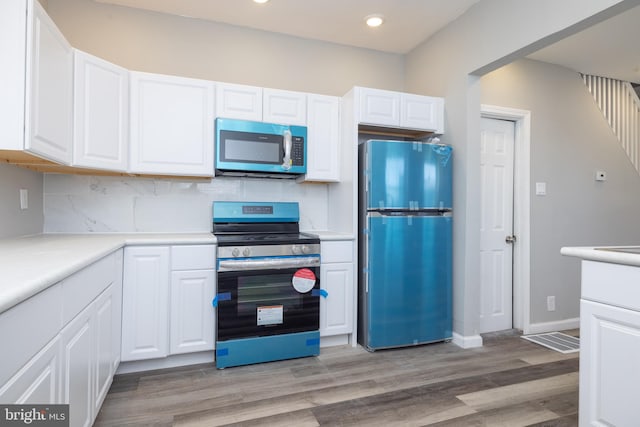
365;14;384;28
253;0;270;4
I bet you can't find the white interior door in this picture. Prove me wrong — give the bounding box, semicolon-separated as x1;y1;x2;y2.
480;117;515;333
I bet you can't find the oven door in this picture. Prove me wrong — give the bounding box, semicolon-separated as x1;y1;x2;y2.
216;265;320;341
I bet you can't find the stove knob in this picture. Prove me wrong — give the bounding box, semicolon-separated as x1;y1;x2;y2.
243;247;251;257
301;245;310;254
232;248;240;257
291;245;301;255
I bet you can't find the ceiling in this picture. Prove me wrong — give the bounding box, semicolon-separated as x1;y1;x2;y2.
94;0;480;54
95;0;640;83
527;4;640;84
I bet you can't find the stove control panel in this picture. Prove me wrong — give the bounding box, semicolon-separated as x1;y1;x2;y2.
219;243;320;259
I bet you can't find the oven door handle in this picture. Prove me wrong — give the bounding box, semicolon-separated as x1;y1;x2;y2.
218;256;320;272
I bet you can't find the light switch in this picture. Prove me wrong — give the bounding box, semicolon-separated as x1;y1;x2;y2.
535;182;546;196
19;189;28;210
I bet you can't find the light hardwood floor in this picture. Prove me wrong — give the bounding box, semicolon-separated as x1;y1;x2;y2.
95;330;579;426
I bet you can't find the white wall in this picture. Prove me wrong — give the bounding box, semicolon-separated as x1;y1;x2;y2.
45;0;405;97
0;164;43;238
39;0;408;237
404;0;639;339
482;58;640;325
44;175;328;233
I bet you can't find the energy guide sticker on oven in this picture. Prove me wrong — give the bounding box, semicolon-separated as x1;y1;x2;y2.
257;305;284;326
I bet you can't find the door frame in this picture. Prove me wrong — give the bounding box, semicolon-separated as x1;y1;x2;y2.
480;105;531;334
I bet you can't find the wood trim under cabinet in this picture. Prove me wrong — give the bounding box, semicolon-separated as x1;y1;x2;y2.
0;150;212;180
358;125;435;139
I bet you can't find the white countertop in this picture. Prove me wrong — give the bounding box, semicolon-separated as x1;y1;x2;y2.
306;230;355;241
0;230;354;315
0;233;217;314
561;246;640;267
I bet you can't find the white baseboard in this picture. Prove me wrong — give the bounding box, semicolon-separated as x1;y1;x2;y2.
452;332;483;349
526;318;580;335
320;334;350;348
116;351;215;374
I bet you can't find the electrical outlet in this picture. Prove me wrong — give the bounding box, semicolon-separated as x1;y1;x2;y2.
547;296;556;312
19;189;28;210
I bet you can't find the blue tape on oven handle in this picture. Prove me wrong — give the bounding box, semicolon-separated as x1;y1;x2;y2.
312;289;328;298
212;292;231;307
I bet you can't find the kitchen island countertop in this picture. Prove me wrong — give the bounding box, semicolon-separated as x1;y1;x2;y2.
560;246;640;266
0;233;217;314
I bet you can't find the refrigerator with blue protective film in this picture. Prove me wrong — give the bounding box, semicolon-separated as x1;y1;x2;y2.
358;139;453;351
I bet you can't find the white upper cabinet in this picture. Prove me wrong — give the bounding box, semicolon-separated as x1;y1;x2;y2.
357;87;444;133
74;50;129;171
215;82;262;121
400;93;444;134
0;0;73;163
263;89;307;126
216;84;308;126
129;72;215;176
26;1;74;164
358;87;401;128
304;94;340;182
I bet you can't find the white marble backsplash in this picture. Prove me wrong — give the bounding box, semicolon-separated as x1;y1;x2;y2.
44;175;329;233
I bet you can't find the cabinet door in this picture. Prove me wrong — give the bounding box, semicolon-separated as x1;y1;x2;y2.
400;93;444;133
112;249;123;372
320;262;354;337
263;88;306;126
61;306;94;427
170;270;216;354
25;1;73;164
304;94;340;182
93;286;116;414
73;50;129;171
121;246;170;361
0;336;61;404
0;0;28;150
215;82;262;121
130;72;214;176
358;87;400;127
580;299;640;427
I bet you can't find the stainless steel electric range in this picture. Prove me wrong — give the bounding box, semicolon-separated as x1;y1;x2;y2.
212;201;322;369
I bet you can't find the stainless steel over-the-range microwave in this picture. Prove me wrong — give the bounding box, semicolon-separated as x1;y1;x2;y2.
214;118;307;178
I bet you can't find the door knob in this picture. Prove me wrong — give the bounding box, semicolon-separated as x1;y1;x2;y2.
505;235;517;244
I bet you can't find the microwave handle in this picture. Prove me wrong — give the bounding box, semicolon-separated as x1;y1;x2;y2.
282;129;292;170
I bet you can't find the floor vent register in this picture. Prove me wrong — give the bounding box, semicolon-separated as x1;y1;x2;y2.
521;332;580;354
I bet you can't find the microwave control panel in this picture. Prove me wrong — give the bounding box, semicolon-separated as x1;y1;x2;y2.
291;136;305;165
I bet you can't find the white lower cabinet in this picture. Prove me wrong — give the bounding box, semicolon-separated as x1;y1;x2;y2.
61;304;93;427
121;245;216;362
319;240;354;338
121;246;170;361
580;299;640;426
170;270;216;354
0;250;122;427
0;336;62;404
94;280;121;414
578;260;640;427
